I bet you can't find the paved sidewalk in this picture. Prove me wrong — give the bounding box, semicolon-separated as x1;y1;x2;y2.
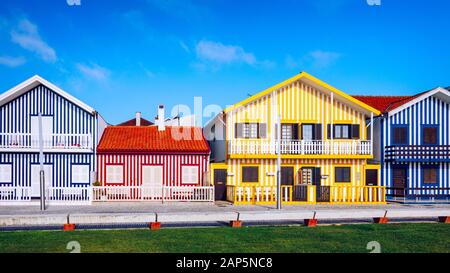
1;201;449;215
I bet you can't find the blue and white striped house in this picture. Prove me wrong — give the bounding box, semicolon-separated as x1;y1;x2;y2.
0;75;107;205
356;87;450;202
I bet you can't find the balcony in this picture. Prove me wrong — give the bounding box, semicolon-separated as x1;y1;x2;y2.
384;145;450;162
228;139;372;157
0;133;93;152
226;185;386;204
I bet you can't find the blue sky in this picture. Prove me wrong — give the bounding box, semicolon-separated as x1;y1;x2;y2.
0;0;449;125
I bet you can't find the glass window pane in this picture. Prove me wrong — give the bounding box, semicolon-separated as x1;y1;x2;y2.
302;125;313;140
342;126;349;139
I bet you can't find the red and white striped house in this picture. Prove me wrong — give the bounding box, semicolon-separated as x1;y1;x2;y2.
94;109;212;202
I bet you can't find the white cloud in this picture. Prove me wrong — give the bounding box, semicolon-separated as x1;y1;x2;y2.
308;50;340;68
10;18;57;63
76;63;110;81
0;56;26;67
195;40;257;66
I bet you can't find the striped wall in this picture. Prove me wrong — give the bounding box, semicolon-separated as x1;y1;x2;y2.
0;153;93;188
0;84;97;136
226;80;368;141
0;84;99;193
381;95;450;193
97;154;210;187
226;158;368;187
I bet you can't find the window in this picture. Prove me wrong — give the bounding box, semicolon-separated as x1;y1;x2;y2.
106;165;124;184
242;166;259;183
71;165;90;184
281;124;293;140
392;126;408;145
327;124;359;139
0;164;12;183
423;126;438;145
235;123;266;139
335;167;351;183
182;166;199;184
302;124;313;140
302;124;322;140
335;125;350;139
423;166;438;184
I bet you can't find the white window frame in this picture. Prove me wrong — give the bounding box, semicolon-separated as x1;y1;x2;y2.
0;164;12;183
181;165;199;185
71;165;90;184
106;165;124;185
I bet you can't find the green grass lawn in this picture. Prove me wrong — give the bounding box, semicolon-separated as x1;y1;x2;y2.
0;223;449;253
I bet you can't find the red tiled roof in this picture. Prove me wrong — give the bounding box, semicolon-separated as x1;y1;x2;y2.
353;93;425;113
97;126;210;154
117;117;154;126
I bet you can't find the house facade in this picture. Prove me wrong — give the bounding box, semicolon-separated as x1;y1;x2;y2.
0;75;106;205
205;72;385;204
356;87;450;202
95;106;213;202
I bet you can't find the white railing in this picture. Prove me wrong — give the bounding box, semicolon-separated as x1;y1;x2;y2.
92;186;215;202
229;139;372;155
0;133;92;150
0;186;31;201
47;187;92;203
0;186;91;203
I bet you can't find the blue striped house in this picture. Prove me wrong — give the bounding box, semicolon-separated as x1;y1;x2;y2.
0;75;107;204
356;87;450;202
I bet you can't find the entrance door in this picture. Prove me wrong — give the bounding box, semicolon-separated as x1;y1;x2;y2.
392;167;407;197
31;116;53;147
214;169;227;201
365;169;378;186
142;165;163;197
281;167;294;186
308;167;329;202
31;165;53;198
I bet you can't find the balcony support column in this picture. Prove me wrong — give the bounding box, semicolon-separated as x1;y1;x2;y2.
370;112;374;154
330;92;334;154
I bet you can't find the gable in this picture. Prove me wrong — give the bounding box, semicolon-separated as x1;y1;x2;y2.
224;72;381;116
0;75;95;114
388;87;450;116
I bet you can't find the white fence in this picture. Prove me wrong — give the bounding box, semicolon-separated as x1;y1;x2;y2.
229;139;372;155
92;186;214;202
0;187;31;201
0;186;91;203
0;133;92;150
0;185;215;203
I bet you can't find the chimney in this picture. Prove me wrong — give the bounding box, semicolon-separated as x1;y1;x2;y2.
135;112;141;126
157;105;165;131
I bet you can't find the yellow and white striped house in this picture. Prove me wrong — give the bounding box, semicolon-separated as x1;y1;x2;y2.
205;72;386;205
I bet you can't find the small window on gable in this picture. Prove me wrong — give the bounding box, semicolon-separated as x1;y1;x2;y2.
392;126;408;145
235;123;267;139
423;126;438;145
0;164;12;183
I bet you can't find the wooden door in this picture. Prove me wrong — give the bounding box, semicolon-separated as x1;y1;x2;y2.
365;169;378;186
392;167;407;197
281;167;294;186
214;169;227;201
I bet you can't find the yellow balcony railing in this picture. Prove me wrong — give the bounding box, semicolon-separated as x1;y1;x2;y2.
226;185;386;205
